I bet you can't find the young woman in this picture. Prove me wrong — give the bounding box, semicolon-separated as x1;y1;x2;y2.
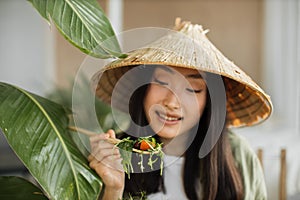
88;19;272;200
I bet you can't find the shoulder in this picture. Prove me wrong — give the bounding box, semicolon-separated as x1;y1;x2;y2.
228;131;256;160
228;131;268;200
228;131;259;177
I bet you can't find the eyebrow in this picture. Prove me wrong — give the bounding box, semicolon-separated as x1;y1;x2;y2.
155;65;204;79
186;73;204;79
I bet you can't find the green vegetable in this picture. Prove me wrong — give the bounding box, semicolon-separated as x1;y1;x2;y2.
115;137;135;178
115;136;164;177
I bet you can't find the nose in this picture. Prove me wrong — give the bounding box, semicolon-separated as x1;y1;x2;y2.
163;89;180;110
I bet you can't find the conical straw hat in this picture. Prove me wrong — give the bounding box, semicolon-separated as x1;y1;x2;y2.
91;18;272;128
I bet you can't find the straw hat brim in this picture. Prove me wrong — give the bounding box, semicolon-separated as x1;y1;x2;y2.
91;20;273;128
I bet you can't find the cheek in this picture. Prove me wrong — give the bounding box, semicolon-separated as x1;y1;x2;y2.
184;91;207;119
186;94;207;129
144;84;167;102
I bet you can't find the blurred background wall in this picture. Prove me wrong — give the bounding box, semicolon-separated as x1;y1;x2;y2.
0;0;299;199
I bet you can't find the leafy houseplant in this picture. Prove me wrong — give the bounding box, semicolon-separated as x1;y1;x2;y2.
0;0;126;199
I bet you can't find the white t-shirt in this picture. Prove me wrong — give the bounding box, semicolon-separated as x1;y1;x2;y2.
147;154;188;200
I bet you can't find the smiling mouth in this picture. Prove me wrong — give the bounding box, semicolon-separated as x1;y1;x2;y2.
155;111;183;121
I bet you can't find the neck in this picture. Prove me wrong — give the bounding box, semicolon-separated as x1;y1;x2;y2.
161;133;191;156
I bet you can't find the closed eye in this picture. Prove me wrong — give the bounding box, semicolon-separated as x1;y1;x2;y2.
186;88;203;93
153;78;168;86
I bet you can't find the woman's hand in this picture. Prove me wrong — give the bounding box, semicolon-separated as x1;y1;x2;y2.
88;129;125;200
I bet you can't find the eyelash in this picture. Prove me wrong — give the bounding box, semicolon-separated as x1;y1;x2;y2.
153;78;168;85
153;78;202;93
186;88;203;93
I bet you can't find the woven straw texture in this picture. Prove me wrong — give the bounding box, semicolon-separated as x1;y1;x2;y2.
92;19;272;127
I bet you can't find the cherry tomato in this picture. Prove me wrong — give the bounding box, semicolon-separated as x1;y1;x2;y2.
139;140;155;150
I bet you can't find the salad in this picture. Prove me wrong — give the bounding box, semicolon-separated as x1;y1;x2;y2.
68;126;164;177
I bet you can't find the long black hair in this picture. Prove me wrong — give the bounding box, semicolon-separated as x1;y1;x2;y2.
120;66;244;200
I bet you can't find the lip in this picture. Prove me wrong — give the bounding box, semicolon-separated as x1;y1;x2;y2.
155;111;183;125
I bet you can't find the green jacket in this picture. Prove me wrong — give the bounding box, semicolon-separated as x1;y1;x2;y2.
229;132;267;200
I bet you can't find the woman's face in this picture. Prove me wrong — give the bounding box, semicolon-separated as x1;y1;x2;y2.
143;66;207;140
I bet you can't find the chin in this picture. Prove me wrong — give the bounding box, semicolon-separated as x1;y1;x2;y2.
157;131;181;139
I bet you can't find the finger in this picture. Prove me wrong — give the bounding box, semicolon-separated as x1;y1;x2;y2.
101;156;124;172
90;153;122;172
91;140;117;156
89;157;101;170
90;133;109;144
97;141;116;149
107;129;116;139
92;147;121;161
90;134;112;150
88;154;94;162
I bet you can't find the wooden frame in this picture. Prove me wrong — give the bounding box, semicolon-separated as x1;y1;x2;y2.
257;148;287;200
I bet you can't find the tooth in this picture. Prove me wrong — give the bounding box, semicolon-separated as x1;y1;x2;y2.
158;112;181;121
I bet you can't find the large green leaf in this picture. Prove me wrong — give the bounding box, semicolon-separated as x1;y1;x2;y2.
28;0;126;58
0;176;48;200
0;82;102;200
